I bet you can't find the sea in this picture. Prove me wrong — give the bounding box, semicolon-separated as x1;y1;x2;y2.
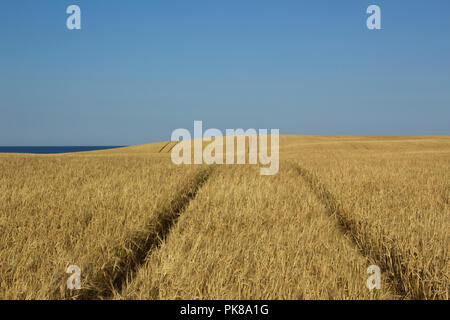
0;146;126;154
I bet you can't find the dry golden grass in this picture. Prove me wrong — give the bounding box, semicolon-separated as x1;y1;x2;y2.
0;135;448;300
119;165;394;299
0;153;205;299
288;137;450;299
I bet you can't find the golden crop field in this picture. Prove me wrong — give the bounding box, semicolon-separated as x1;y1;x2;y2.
0;135;448;300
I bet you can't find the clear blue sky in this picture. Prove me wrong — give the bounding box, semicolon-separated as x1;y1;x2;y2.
1;0;449;146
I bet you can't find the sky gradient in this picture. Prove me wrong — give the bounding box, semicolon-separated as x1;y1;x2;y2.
1;0;449;146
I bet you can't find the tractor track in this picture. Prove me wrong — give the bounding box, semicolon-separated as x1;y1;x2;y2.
158;142;171;153
293;162;409;299
75;168;213;300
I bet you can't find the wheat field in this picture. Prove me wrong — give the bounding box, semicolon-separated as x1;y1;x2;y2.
0;136;448;299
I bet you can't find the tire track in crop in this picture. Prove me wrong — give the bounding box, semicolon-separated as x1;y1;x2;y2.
158;142;171;153
293;162;408;298
76;168;213;300
166;141;178;153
